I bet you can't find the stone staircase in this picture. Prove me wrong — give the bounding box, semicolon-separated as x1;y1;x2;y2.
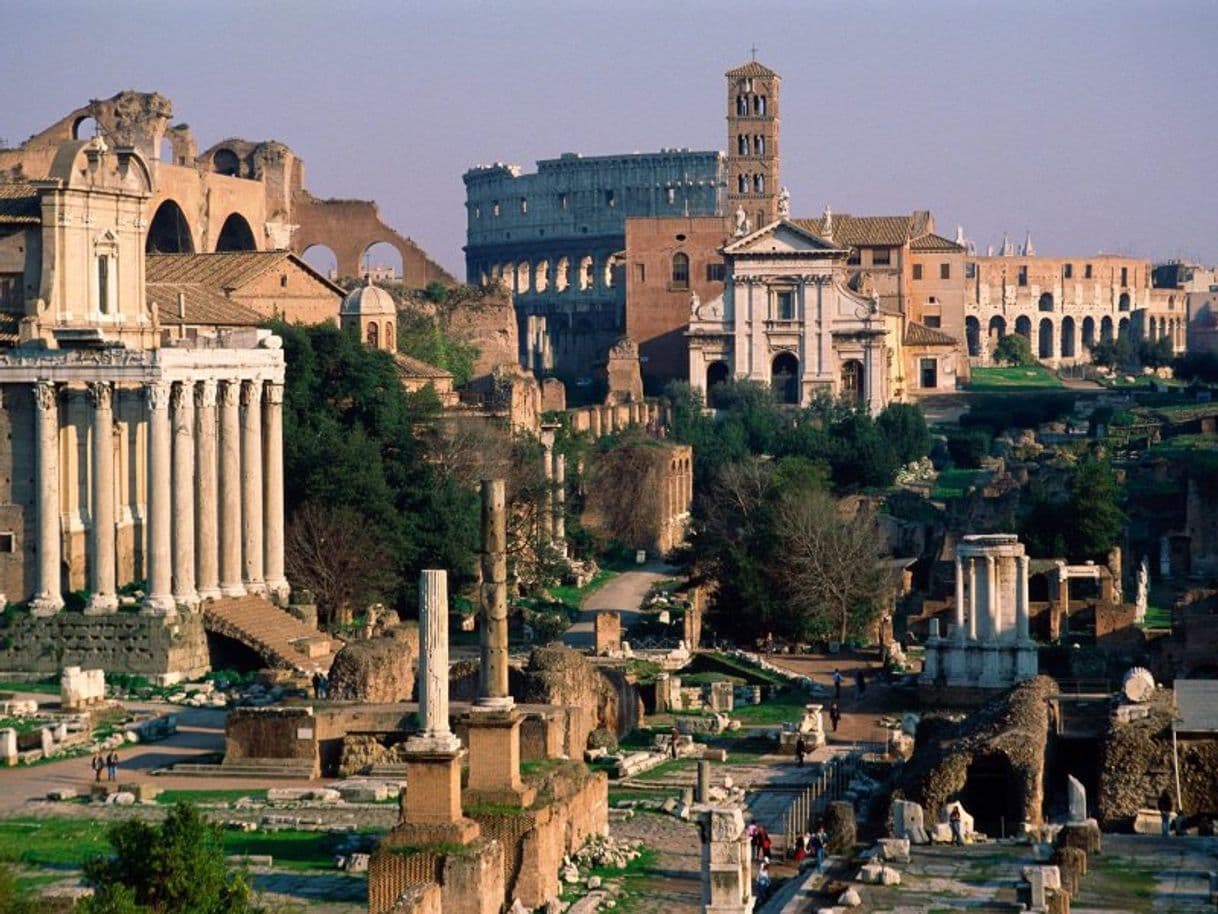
201;595;340;676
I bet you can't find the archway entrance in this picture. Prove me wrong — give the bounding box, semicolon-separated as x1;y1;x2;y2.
772;352;800;404
1061;317;1076;358
1015;315;1032;340
965;317;981;357
216;213;257;252
145;200;195;253
1081;317;1096;349
1100;316;1114;343
962;752;1024;839
361;241;404;284
987;316;1006;356
301;244;338;280
706;360;730;405
840;358;864;405
1038;318;1054;359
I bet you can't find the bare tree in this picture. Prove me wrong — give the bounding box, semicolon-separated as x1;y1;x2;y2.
777;490;888;644
583;443;665;551
285;501;400;629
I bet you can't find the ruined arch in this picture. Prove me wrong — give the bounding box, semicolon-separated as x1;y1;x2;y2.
987;315;1006;352
965;316;981;357
1118;292;1131;312
1118;317;1130;341
1060;316;1076;358
215;213;257;252
145;199;195;253
534;260;550;293
212;147;241;177
301;244;338;279
772;352;800;404
1014;315;1032;340
1038;317;1054;359
1082;316;1096;349
361;241;404;283
73;116;100;140
1100;316;1114;343
1038;292;1053;313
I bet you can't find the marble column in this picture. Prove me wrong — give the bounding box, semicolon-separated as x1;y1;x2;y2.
262;382;288;604
240;380;265;594
31;382;63;615
194;381;220;601
85;382;117;614
218;380;244;597
409;570;461;752
953;556;965;639
982;555;996;640
142;381;174;615
170;382;197;607
1016;555;1030;641
967;557;977;641
553;453;566;548
478;479;512;708
541;441;554;543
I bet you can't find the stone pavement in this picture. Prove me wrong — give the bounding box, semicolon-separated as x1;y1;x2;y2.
250;870;367;912
609;810;702;913
563;562;677;650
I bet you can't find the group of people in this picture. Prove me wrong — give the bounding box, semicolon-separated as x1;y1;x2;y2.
746;824;773;902
793;827;828;871
311;671;331;699
831;667;866;701
90;751;120;782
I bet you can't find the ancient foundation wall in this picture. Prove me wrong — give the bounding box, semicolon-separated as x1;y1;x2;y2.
224;706;319;775
0;611;208;680
368;839;504;914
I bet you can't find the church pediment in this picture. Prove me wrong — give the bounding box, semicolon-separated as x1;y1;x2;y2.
724;219;846;257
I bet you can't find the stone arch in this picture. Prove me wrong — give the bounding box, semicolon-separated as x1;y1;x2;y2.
556;257;570;293
706;360;730;401
772;352;800;404
517;260;531;294
578;256;594;292
1038;317;1054;359
1082;316;1096;349
73;116;100;140
1100;316;1114;343
367;321;380;348
1038;292;1053;312
301;243;338;278
965;316;981;357
988;315;1007;352
1060;316;1076;358
1157;317;1166;341
215;213;257;252
158;137;174;164
1118;292;1131;312
361;241;404;282
145;199;195;253
1118;317;1130;340
212;147;241;177
1014;315;1032;340
534;260;550;293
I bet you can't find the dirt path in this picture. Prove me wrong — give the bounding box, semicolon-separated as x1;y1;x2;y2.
562;563;677;650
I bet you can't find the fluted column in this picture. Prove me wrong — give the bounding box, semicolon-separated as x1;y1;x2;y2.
984;555;997;641
553;453;566;547
953;556;965;639
218;380;244;597
967;557;977;641
194;381;220;601
541;442;554;543
142;381;174;615
31;382;63;616
1016;554;1030;641
85;383;117;614
170;382;197;607
262;382;288;604
409;570;462;752
478;479;512;708
240;380;265;594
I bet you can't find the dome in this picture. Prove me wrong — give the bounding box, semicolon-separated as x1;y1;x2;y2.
341;278;396;317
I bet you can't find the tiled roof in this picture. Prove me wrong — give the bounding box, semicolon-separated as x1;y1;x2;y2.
910;233;965;253
904;321;960;347
394;352;453;381
0;183;41;225
146;251;340;292
147;281;264;327
794;215;914;247
726;61;778;78
0;312;21;346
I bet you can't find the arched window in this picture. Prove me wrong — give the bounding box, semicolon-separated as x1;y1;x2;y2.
146;200;195;254
965;316;981;357
366;322;379;348
384;321;393;348
1118;292;1131;311
754;174;765;194
754;135;765;155
671;253;690;290
738;174;748;194
737;95;748;116
737;135;748;155
216;213;256;252
1038;318;1054;359
1038;292;1053;312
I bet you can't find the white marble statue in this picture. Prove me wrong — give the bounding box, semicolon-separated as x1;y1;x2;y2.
1135;556;1149;623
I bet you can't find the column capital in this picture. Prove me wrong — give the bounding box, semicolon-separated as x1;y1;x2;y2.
263;381;284;406
33;380;58;412
195;378;217;409
218;379;240;407
170;380;193;414
240;378;263;407
85;381;113;411
145;380;171;411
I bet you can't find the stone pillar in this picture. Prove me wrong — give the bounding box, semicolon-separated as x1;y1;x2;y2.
541;440;554;543
700;806;754;914
85;382;117;614
1016;555;1030;641
170;382;198;607
478;479;511;708
967;557;977;641
411;570;460;752
553;453;566;550
218;380;244;597
589;408;601;439
697;760;711;803
142;381;175;615
240;380;265;594
262;382;288;603
31;382;63;616
953;556;965;639
194;380;220;601
984;555;997;640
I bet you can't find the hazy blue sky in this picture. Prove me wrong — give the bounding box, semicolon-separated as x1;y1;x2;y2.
3;0;1215;276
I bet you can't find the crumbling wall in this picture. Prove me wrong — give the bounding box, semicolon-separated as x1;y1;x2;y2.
515;645;640;754
327;624;419;703
224;706;319;775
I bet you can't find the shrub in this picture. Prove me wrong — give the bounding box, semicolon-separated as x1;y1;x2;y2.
993;333;1037;367
947;430;991;468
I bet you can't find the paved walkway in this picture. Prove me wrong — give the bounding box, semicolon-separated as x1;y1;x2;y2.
562;562;677;650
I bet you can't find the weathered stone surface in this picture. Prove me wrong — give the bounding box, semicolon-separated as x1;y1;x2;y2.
1122;667;1155;704
891;799;928;844
1067;774;1087;822
877;837;910;863
825;801;856;854
328;624;419;704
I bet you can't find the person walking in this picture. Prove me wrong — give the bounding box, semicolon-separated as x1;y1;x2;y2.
669;725;681;759
90;752;104;783
949;805;964;845
795;735;806;767
106;751;118;782
854;669;866;699
829;701;842;733
1157;788;1174;837
755;859;771;904
832;668;842;701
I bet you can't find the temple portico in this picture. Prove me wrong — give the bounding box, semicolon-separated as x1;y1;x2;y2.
9;340;287;618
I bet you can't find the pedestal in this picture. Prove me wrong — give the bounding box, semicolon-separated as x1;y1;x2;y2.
400;748;481;846
1015;641;1039;681
463;709;536;808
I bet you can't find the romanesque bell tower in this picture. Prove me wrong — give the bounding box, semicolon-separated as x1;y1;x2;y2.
726;59;781;232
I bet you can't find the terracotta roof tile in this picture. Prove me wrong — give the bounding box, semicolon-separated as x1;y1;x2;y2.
0;183;41;225
910;233;965;252
726;61;778;78
904;321;959;346
147;281;264;327
393;352;453;380
794;215;914;247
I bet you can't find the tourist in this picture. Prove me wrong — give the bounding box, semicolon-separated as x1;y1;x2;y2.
795;735;806;767
1157;789;1174;836
759;826;772;861
814;827;828;868
829;702;842;733
949;805;964;845
793;831;809;868
832;668;842;700
755;859;771;903
669;725;681;759
106;751;118;782
311;671;323;699
854;669;866;699
91;752;104;783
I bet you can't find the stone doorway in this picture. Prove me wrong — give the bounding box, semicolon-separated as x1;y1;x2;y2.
962;752;1023;838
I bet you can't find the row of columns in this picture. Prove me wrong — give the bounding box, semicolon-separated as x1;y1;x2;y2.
31;377;285;617
951;553;1030;643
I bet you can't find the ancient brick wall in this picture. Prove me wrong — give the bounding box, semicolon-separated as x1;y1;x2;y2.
224;706;318;771
233;262;341;327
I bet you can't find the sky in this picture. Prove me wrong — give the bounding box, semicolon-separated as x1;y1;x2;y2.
2;0;1216;278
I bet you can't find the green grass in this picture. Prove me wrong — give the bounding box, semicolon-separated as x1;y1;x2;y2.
1140;604;1172;629
931;468;984;500
1078;853;1156;913
683;651;787;686
547;569;618;612
0;679;61;695
562;846;659;912
968;366;1063;390
155;789;268;806
730;685;812;726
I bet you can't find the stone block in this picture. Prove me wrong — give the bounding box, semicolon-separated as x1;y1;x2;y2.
879;866;901;885
47;788;77;801
892;798;928;844
877;837;910;863
838;887;861;906
857;863;883;884
0;728;16;766
1132;808;1163;835
594;612;621;656
825;801;856;854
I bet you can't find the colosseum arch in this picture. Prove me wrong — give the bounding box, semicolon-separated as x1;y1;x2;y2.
578;256;594;292
1060;317;1076;358
146;199;195;253
556;257;570;293
987;315;1006;353
965;317;981;357
215;213;257;252
1100;316;1114;343
1038;318;1054;359
1038;292;1054;312
1082;316;1096;349
517;260;531;294
1014;315;1032;340
534;260;550;293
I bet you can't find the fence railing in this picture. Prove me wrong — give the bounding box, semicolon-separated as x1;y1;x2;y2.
781;749;863;854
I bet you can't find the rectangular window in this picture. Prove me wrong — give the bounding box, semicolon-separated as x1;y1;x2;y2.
912;264;923;281
965;262;977;279
706;262;726;282
847;250;861;266
872;248;891;266
0;274;22;308
558;193;568;210
97;256;109;315
1085;264;1093;279
1063;263;1073;279
1018;266;1028;286
1121;266;1128;287
605;189;616;208
776;290;795;320
924;315;942;328
0;532;13;553
940;263;951;280
920;358;938;389
634;263;645;284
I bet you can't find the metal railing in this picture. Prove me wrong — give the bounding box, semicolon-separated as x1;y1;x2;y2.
781;750;863;854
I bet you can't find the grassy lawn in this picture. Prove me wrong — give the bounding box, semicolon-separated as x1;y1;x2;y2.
683;651;788;687
931;468;984;500
547;568;618;612
968;366;1063;390
1140;604;1172;629
730;685;812;726
0;679;61;695
155;789;268;806
562;847;658;913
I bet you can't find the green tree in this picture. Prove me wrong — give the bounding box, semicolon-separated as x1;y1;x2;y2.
876;402;931;466
1067;456;1125;560
81;803;259;914
0;865;39;914
1137;337;1174;369
993;333;1037;367
396;310;479;386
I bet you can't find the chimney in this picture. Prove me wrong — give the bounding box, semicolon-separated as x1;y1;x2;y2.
177;292;185;319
